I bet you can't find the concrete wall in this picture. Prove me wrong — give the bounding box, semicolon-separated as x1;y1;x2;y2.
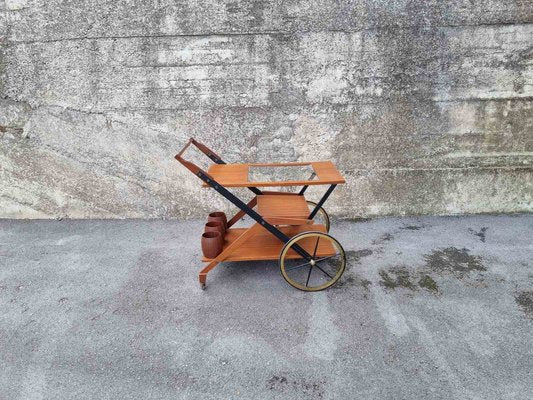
1;0;532;219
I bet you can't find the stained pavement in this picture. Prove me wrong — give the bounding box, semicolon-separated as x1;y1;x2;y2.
1;214;532;399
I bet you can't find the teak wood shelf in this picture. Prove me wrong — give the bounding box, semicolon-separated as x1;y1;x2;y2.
202;161;345;187
201;224;333;263
256;195;311;219
175;138;347;291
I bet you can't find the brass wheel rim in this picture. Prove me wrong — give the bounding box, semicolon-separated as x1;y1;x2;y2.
306;201;330;232
280;232;345;291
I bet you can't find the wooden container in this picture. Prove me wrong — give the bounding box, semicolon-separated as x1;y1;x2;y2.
208;211;227;230
205;221;225;236
201;231;223;259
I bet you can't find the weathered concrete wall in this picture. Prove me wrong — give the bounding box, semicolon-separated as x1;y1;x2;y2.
1;1;532;219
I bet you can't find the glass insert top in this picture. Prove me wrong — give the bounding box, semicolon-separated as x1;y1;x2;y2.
248;165;317;183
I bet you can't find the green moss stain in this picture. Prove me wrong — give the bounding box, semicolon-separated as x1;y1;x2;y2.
345;249;373;265
418;274;439;293
335;249;373;290
424;247;485;277
335;275;372;291
378;267;440;295
379;267;416;290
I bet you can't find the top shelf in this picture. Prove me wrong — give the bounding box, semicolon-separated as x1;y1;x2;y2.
203;161;345;188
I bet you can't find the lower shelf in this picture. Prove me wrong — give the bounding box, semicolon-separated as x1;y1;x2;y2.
201;224;333;262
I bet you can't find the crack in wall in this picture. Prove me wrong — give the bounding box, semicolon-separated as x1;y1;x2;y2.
4;21;533;46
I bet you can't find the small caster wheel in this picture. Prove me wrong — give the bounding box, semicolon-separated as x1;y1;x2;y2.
200;283;206;290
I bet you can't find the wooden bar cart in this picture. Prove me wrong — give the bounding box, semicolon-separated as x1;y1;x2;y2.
175;138;347;291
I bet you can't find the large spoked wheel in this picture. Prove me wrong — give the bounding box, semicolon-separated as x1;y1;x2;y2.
280;231;346;291
306;201;330;232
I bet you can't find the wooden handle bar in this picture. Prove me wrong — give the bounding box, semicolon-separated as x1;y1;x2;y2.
175;137;220;180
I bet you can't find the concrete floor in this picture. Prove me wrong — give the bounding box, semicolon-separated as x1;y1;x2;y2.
0;215;532;400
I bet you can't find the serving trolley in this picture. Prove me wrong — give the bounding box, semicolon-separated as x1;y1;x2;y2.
175;138;347;291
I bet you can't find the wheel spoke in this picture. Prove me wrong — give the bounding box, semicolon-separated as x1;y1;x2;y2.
314;255;336;263
312;237;320;258
285;260;311;271
314;264;334;279
305;265;314;287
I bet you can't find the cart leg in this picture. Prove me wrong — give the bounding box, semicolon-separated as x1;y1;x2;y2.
198;224;263;290
199;259;219;290
199;272;207;289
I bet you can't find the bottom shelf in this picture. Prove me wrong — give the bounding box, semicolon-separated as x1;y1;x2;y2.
201;224;333;262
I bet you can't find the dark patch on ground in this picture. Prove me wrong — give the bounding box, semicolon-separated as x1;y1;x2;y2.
378;267;440;295
515;291;533;318
335;275;372;291
345;249;373;265
267;375;325;398
424;247;485;277
379;266;416;290
381;233;393;241
344;217;372;222
337;249;373;291
468;227;488;242
373;233;393;245
418;275;439;293
400;225;424;230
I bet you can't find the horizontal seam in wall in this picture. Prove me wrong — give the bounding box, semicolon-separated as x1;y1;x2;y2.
4;21;533;45
343;166;533;173
434;96;533;103
33;97;531;114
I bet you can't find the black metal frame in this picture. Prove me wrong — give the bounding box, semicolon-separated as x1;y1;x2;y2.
197;171;313;261
308;184;336;219
298;172;316;195
298;172;337;219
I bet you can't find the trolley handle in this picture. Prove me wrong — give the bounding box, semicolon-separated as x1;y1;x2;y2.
176;138;193;159
176;137;265;196
177;138;224;164
175;137;223;177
